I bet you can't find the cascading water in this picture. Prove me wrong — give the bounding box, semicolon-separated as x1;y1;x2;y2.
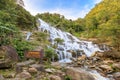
38;19;103;63
38;19;109;80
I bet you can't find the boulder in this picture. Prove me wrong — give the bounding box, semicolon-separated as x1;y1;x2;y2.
0;46;19;61
51;62;62;69
66;67;95;80
113;72;120;80
29;64;45;71
28;67;37;73
16;60;35;67
112;63;120;70
49;75;62;80
16;70;31;79
16;60;35;73
0;59;12;69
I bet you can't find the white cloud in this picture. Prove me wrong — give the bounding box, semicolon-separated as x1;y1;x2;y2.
23;0;101;20
94;0;102;4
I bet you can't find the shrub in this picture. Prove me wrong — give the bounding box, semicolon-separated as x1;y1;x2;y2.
44;48;58;62
65;75;72;80
12;39;33;59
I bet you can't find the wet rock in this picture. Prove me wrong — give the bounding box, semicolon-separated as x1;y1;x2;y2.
49;75;62;80
71;58;77;62
57;47;64;51
98;44;109;51
28;67;37;73
66;67;95;80
16;70;32;79
113;72;120;80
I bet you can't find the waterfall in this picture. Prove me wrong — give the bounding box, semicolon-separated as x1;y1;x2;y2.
38;19;103;62
26;32;32;40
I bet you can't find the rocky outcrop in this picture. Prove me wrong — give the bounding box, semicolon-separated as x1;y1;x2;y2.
16;60;35;73
66;67;95;80
16;70;32;79
0;46;19;61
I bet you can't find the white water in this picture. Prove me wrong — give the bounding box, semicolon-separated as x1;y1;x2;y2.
38;19;109;80
38;19;103;63
89;70;109;80
26;32;32;40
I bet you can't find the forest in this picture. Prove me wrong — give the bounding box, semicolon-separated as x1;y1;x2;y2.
36;0;120;58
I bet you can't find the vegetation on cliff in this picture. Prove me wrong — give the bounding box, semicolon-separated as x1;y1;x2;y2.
0;0;37;58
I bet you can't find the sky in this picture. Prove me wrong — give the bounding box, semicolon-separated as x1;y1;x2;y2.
23;0;102;20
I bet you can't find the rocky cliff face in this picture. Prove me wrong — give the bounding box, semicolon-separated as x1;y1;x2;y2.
16;0;24;7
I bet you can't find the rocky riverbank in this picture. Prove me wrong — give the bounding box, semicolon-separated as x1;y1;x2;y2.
0;51;120;80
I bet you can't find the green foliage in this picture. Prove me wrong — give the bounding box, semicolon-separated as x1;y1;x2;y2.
16;5;36;30
65;75;72;80
54;38;64;44
44;48;58;62
0;0;36;30
0;0;37;59
0;23;19;45
32;31;50;48
36;13;85;36
12;39;33;59
33;32;48;42
84;0;120;51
